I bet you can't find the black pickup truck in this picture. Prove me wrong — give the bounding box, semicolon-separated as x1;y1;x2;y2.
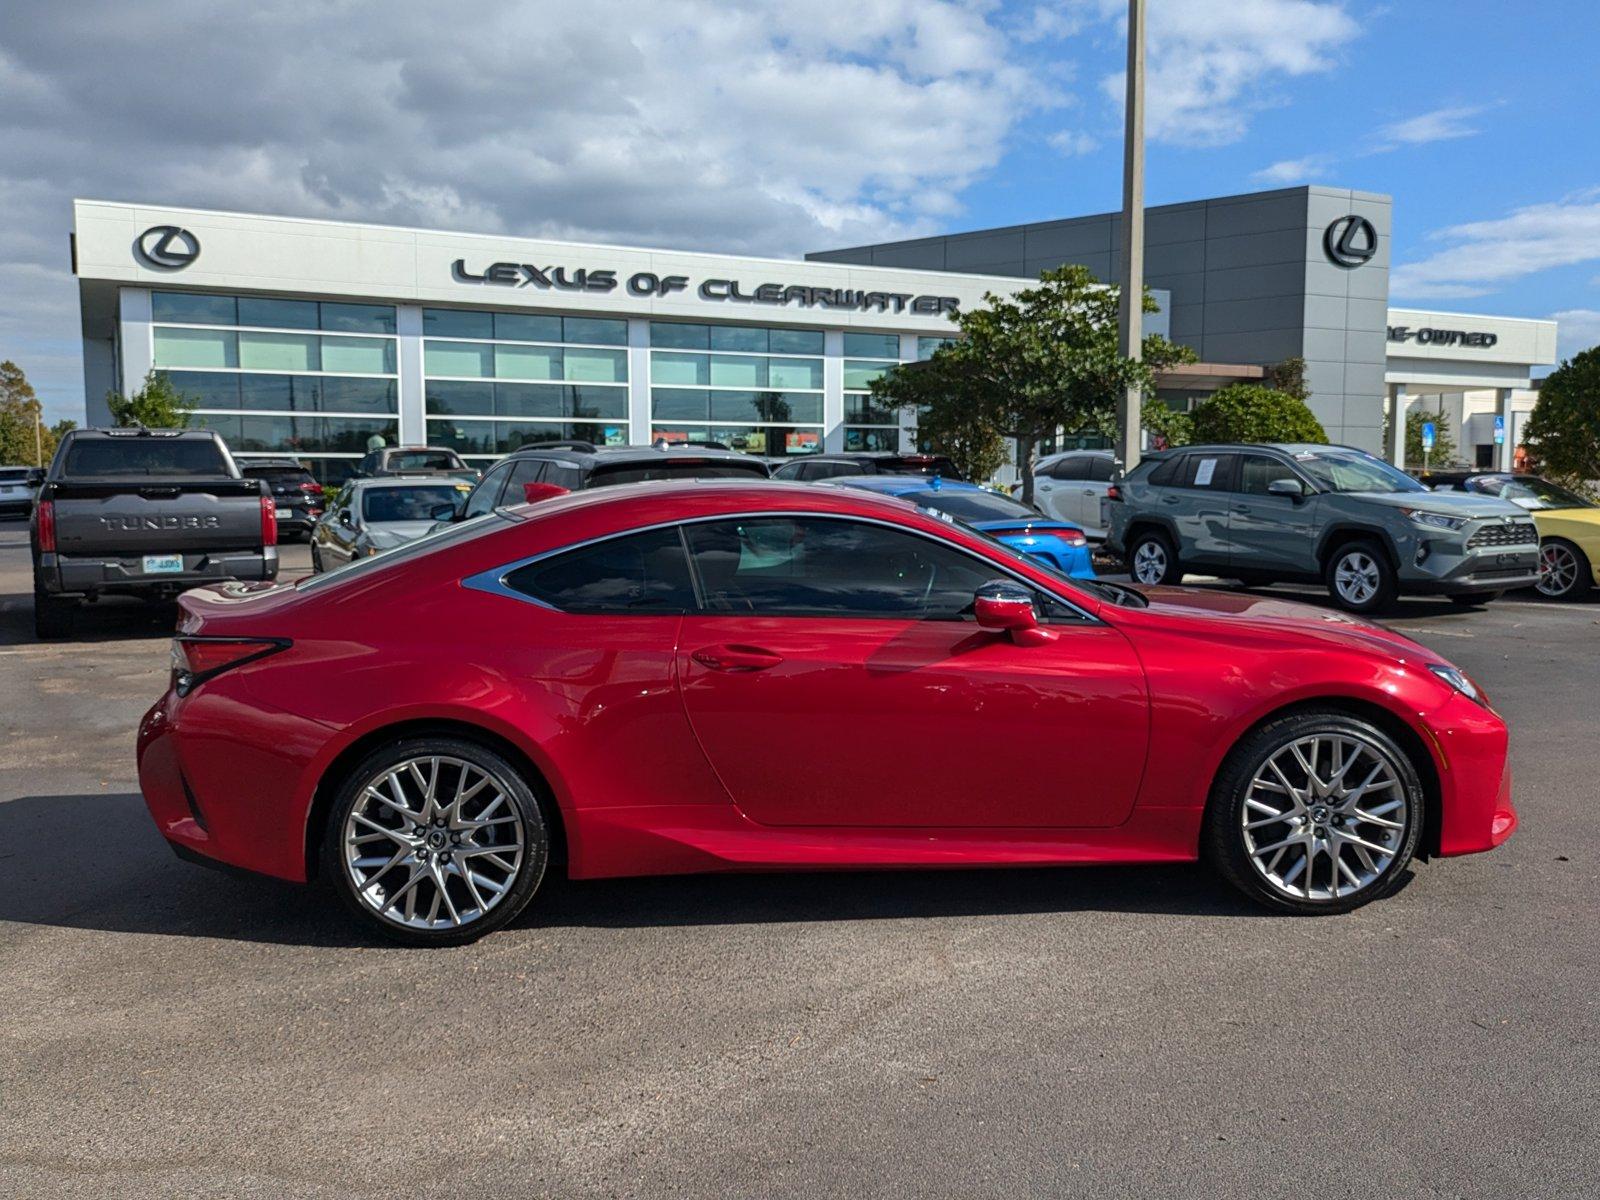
31;429;278;638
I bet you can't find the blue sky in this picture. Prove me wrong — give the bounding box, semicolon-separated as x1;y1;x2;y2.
3;0;1597;423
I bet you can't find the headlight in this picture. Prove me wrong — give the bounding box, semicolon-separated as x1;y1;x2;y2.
1428;663;1488;706
1400;508;1466;532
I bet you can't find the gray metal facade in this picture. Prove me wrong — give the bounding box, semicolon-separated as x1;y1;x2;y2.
807;186;1393;455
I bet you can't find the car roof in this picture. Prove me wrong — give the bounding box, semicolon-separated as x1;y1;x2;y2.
504;444;763;467
350;475;468;490
1155;442;1366;456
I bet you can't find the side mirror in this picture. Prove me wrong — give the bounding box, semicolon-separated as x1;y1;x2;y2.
973;580;1057;646
429;502;458;523
521;482;571;505
26;468;44;487
1267;478;1305;501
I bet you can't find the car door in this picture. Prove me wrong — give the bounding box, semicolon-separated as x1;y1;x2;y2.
1228;453;1321;576
1034;456;1086;524
674;515;1149;829
1164;453;1237;568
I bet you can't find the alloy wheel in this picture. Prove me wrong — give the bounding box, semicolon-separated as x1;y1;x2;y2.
1132;540;1168;584
1333;552;1380;606
1239;733;1409;903
1537;542;1579;598
341;755;525;932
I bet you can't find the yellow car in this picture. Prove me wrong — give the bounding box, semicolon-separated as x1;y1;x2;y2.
1441;473;1600;600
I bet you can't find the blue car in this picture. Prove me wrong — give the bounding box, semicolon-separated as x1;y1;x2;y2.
826;476;1096;579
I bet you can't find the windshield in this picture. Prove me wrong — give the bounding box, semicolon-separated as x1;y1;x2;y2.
1471;476;1592;510
362;485;462;522
590;461;769;486
0;468;32;482
63;437;231;478
244;467;312;484
907;488;1037;523
387;451;461;471
1295;450;1425;494
878;456;964;479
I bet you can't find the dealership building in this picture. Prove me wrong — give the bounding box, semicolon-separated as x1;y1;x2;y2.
73;189;1556;481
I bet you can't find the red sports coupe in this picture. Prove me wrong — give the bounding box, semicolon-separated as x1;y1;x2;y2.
138;481;1516;944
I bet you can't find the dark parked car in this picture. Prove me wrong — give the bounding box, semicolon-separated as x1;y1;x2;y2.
0;466;44;518
1107;443;1539;614
448;442;770;523
239;458;324;539
354;445;479;483
770;452;965;483
31;429;277;638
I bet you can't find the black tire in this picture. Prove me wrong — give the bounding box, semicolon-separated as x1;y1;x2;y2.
310;543;325;573
1535;537;1591;601
1203;711;1424;915
1448;591;1502;607
33;588;72;640
1127;528;1183;586
1323;538;1397;614
322;736;550;946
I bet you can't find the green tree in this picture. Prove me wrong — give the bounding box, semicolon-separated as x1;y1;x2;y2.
886;361;1008;483
107;369;193;428
0;359;63;466
1189;384;1328;444
1404;407;1458;469
1265;356;1310;402
1524;347;1600;495
869;265;1195;502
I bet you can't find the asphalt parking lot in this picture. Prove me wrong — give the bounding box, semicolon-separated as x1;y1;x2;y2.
1;521;1597;1199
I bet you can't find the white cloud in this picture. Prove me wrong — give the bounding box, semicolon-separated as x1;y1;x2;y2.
1081;0;1360;145
1550;309;1600;363
1251;155;1333;185
1048;130;1101;157
1374;104;1487;150
0;0;1057;419
1391;191;1600;299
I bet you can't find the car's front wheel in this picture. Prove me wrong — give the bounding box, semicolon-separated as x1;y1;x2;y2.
1536;538;1590;601
1324;539;1397;613
323;737;550;945
1204;712;1423;914
1127;529;1182;586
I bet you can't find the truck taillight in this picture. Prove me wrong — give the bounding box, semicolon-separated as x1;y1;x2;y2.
1105;484;1122;502
260;493;278;547
300;481;324;496
36;499;55;552
171;637;288;697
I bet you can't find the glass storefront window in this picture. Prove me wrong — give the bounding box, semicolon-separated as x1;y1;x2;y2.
425;309;495;339
164;370;240;409
239;331;320;372
844;333;901;358
651;352;710;386
652;423;823;456
845;395;897;425
917;336;955;359
321;336;395;374
563;348;627;382
562;317;627;346
319;303;396;335
845;427;901;453
154;327;238;369
238;297;319;330
495;344;563;382
768;358;823;390
152;292;237;325
427;419;627;456
427;340;494;378
843;359;896;391
768;328;825;355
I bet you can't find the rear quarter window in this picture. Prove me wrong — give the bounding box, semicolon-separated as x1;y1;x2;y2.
1145;456;1183;487
502;526;697;613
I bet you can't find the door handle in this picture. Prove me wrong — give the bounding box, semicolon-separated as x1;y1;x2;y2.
1081;489;1097;496
1159;496;1180;506
691;644;784;673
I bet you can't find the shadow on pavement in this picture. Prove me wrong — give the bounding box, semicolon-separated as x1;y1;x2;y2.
0;590;178;647
1;793;1298;947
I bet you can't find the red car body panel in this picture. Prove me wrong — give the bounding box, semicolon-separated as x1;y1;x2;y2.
136;481;1515;886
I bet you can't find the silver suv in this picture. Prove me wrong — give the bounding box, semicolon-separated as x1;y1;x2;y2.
1107;443;1540;613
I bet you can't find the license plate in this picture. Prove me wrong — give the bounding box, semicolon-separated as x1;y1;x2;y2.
275;507;292;519
142;554;184;574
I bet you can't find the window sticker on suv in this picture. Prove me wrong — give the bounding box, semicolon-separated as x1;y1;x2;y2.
1193;458;1218;486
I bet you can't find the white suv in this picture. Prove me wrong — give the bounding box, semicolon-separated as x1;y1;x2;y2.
1033;450;1117;541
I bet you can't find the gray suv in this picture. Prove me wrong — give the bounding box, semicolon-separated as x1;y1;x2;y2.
1107;443;1540;613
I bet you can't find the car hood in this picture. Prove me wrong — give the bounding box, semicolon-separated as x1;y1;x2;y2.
1342;490;1525;520
1128;585;1428;657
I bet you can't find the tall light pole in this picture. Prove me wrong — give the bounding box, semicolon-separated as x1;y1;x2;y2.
1116;0;1147;471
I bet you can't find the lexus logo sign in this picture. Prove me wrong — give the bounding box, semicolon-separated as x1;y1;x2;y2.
1323;215;1377;268
135;225;200;270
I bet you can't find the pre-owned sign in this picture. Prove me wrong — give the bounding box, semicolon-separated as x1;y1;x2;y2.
451;259;960;316
1387;325;1499;349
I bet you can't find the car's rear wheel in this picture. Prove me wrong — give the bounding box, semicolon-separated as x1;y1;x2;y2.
1204;712;1423;914
324;737;549;945
1536;538;1589;601
310;543;325;573
1127;529;1181;586
1324;539;1397;614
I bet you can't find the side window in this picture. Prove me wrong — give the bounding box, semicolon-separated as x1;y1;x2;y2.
463;462;514;519
1052;457;1090;482
1088;457;1116;483
1179;453;1237;491
1146;455;1184;487
503;458;546;503
683;517;997;620
503;526;697;614
772;461;804;481
544;463;583;491
1239;455;1297;496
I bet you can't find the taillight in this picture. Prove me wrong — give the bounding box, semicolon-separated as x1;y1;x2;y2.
171;637;288;697
36;499;55;553
1025;527;1088;548
300;481;324;496
1105;484;1122;502
260;493;278;547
